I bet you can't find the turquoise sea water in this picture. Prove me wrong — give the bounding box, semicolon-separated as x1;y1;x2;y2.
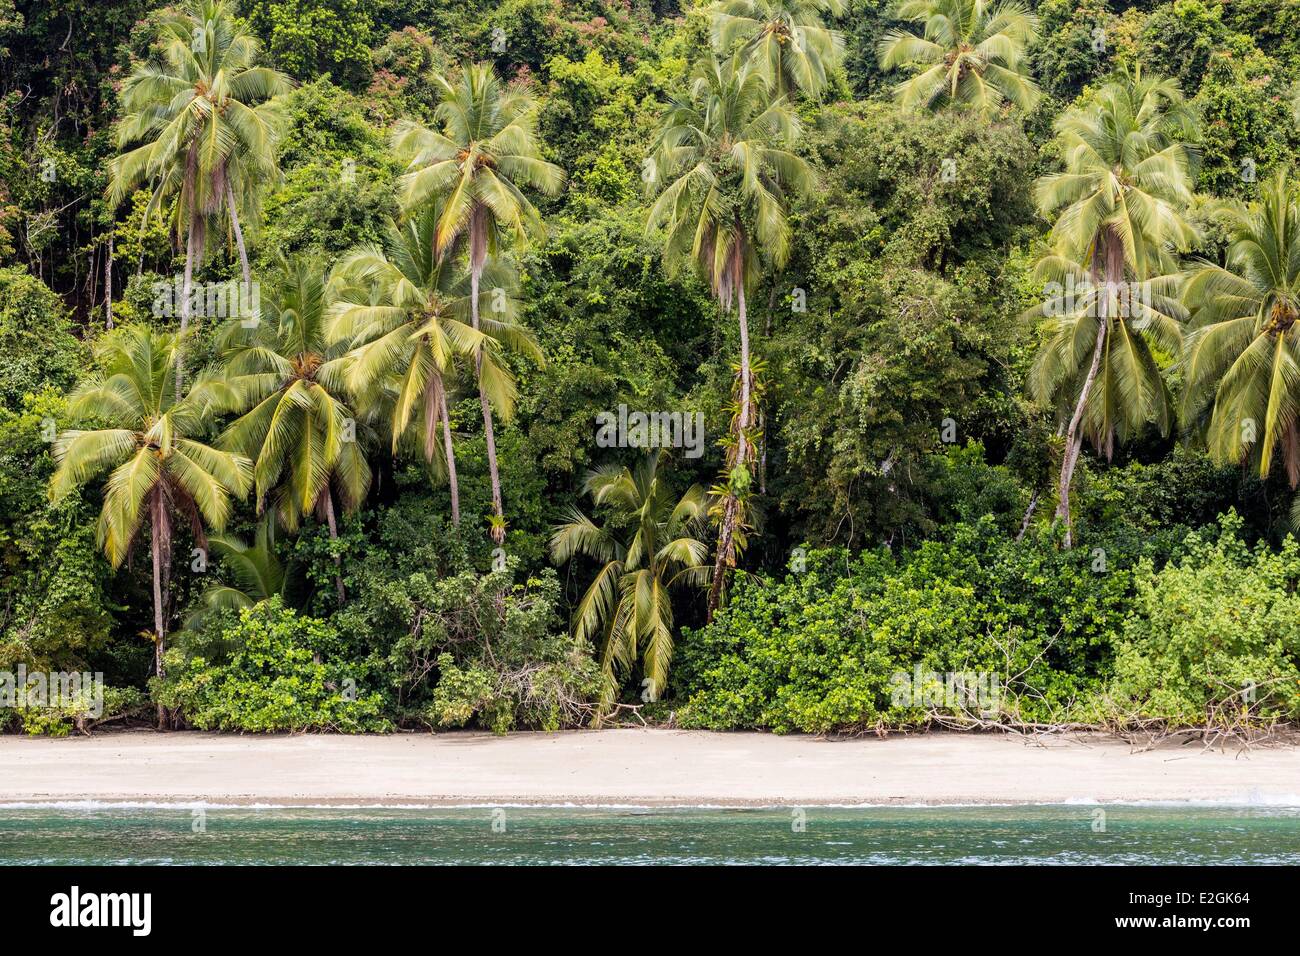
1;804;1298;864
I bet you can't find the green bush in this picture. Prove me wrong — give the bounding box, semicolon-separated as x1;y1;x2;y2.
321;496;602;731
158;597;390;733
678;509;1300;734
1;685;147;737
675;514;1187;733
397;567;602;733
1094;514;1300;727
0;267;83;408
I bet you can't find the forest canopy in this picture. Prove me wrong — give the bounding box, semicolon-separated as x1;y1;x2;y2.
2;0;1300;736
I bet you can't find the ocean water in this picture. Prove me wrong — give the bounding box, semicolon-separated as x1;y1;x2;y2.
1;804;1298;865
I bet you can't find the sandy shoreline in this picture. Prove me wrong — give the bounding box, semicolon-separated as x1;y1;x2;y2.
1;729;1298;807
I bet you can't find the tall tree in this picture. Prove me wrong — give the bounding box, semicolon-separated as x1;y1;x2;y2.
49;327;251;727
328;208;538;527
215;255;371;603
392;63;564;543
710;0;846;101
108;0;291;384
550;452;710;714
1182;170;1300;490
1030;68;1198;546
878;0;1040;114
647;55;811;619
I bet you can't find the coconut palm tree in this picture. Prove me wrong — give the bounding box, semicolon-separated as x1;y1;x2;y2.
49;327;252;727
710;0;846;101
215;255;370;603
108;0;291;384
550;452;710;715
328;208;537;526
647;55;811;618
1030;67;1198;546
1182;170;1300;490
391;62;564;543
878;0;1040;114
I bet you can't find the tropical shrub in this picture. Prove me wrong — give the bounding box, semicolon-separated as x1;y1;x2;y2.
1097;515;1300;727
158;597;390;733
0;266;83;407
0;685;148;737
676;517;1142;733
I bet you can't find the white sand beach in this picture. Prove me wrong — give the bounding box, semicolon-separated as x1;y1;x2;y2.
2;729;1298;806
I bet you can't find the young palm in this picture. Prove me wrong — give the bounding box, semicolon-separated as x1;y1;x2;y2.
647;55;811;619
1182;171;1300;490
215;256;371;602
710;0;846;101
392;62;564;543
1030;67;1198;545
49;327;252;726
108;0;291;382
878;0;1040;114
184;519;288;631
550;452;710;716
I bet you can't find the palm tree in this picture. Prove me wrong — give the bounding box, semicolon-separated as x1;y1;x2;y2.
108;0;291;383
550;452;710;716
710;0;846;101
215;256;370;603
184;518;288;631
878;0;1040;114
1030;67;1198;546
1182;170;1300;490
647;55;811;619
391;62;564;543
328;208;537;526
49;327;251;726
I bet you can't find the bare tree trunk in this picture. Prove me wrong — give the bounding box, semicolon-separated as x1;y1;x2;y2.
1016;489;1039;542
323;489;346;603
150;492;168;730
439;382;461;526
469;216;505;544
707;263;753;622
105;233;113;329
226;182;252;291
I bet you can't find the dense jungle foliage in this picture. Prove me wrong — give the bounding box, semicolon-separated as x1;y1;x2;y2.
2;0;1300;735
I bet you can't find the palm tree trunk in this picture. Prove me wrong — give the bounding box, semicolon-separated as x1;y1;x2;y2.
737;277;752;465
1054;237;1118;548
707;262;753;622
323;489;346;603
225;182;252;291
468;218;505;543
176;212;200;392
439;383;461;526
150;490;168;730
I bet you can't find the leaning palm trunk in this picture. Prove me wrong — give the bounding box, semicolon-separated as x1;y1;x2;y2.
469;213;506;543
1054;232;1121;547
707;259;754;621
